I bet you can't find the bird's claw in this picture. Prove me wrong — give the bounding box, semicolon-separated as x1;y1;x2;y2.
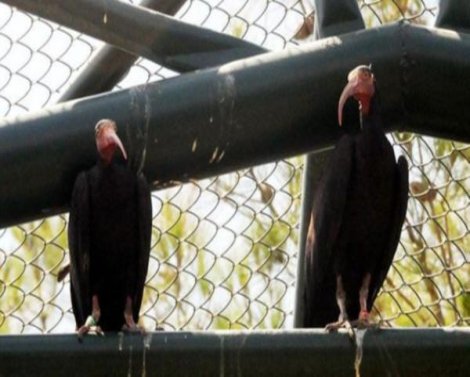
122;315;146;334
122;324;146;334
349;310;380;330
325;319;352;332
325;320;355;339
77;312;103;341
77;325;104;342
350;318;380;330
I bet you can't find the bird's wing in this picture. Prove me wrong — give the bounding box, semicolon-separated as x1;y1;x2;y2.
369;155;409;306
68;171;92;327
304;136;354;326
132;173;152;321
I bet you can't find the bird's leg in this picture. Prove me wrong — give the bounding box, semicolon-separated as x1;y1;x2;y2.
359;273;371;323
122;296;144;333
77;295;104;339
351;273;377;329
325;275;352;333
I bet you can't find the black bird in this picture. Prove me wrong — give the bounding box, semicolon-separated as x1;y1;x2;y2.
68;119;152;336
304;66;408;329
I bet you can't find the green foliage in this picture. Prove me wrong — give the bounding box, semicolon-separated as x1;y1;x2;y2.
373;136;469;327
359;0;434;26
138;160;302;330
0;217;67;333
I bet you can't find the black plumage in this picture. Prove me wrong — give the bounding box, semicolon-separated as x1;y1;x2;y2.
304;66;408;328
68;119;152;334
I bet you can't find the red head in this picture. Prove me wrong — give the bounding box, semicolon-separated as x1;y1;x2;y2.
95;119;127;164
338;65;375;126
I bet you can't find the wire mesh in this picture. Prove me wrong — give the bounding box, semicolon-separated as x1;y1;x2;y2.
0;0;468;334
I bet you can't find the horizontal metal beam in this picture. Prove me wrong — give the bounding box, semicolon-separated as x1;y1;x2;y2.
1;0;266;72
0;329;469;377
1;23;470;227
59;0;188;102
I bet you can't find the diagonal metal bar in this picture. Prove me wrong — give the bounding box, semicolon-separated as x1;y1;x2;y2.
0;23;470;227
59;0;188;102
313;0;365;38
294;0;365;329
435;0;470;32
0;0;267;73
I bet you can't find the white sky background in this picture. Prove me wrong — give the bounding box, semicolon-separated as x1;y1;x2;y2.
0;0;441;333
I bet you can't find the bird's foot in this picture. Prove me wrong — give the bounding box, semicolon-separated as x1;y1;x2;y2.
325;319;355;339
325;319;351;332
350;310;380;330
350;318;380;330
122;323;145;333
77;325;104;339
77;315;104;342
122;315;145;334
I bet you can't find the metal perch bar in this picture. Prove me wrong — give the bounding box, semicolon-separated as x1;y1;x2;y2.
1;23;470;227
0;329;469;377
0;0;266;72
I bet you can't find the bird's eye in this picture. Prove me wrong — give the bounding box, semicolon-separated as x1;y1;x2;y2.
360;71;371;79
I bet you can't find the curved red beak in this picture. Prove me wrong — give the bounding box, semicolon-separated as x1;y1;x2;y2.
95;119;127;163
338;65;375;126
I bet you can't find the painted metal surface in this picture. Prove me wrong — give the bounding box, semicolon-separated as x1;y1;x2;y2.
0;329;469;377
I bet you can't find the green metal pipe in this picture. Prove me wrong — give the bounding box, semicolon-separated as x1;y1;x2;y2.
1;23;470;227
59;0;188;102
294;0;365;329
0;329;468;377
436;0;470;32
314;0;364;38
0;0;266;72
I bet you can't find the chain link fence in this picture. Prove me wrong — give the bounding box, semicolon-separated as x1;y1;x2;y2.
0;0;468;334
